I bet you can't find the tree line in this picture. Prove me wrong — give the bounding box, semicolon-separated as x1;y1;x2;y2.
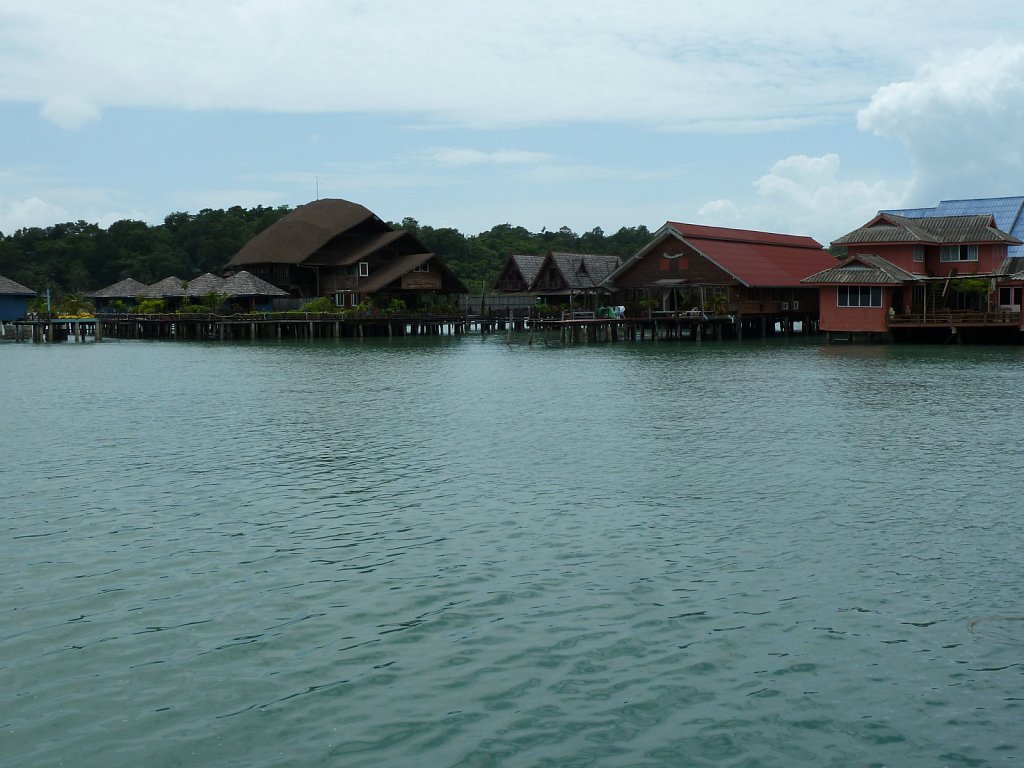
0;205;653;299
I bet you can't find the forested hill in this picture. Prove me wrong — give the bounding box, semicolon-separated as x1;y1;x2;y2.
0;206;653;298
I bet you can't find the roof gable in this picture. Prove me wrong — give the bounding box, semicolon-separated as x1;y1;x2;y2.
612;222;830;287
833;213;1019;247
538;252;621;291
803;253;919;285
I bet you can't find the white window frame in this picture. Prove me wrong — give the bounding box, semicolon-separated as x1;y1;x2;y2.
940;245;978;262
413;262;430;273
358;262;369;277
837;286;882;307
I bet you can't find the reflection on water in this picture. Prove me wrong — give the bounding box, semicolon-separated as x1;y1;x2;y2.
2;337;1023;767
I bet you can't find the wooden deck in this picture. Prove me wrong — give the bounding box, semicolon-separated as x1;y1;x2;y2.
888;310;1022;328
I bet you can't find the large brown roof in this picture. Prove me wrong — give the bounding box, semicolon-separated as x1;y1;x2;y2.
353;254;468;294
305;230;413;267
228;198;377;266
0;275;36;296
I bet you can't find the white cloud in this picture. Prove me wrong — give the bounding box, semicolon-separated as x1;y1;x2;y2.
750;154;903;242
429;148;554;166
2;1;1021;131
698;199;741;222
39;94;101;130
858;41;1024;203
0;196;69;233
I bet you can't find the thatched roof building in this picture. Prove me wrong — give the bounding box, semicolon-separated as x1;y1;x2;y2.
494;254;545;292
227;198;467;308
184;273;227;297
142;276;187;299
221;270;288;298
89;277;149;299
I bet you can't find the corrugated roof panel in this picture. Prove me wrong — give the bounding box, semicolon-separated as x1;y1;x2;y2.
882;197;1024;257
694;239;837;287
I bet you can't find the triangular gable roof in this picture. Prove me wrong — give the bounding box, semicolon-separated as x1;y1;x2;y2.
833;214;1020;247
88;277;149;299
229;198;378;266
0;275;36;296
512;254;545;286
222;270;289;297
802;253;920;286
537;252;622;292
607;222;831;288
882;196;1024;257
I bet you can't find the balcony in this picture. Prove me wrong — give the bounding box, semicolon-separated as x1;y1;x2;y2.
888;309;1022;328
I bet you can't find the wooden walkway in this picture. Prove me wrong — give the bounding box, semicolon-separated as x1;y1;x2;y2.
9;313;526;343
9;311;815;344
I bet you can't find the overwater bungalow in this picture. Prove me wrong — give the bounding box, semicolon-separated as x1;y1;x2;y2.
221;270;289;311
184;272;227;300
227;198;467;309
142;276;187;309
0;275;36;322
603;222;836;335
88;277;149;313
803;212;1022;342
531;252;622;313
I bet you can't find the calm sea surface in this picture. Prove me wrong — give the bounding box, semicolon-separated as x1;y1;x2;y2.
2;335;1023;767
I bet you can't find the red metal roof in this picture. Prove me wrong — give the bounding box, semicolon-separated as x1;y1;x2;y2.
665;222;834;286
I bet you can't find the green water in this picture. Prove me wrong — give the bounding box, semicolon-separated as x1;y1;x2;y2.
2;336;1022;767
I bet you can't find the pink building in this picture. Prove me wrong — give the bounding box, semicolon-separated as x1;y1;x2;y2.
803;213;1022;342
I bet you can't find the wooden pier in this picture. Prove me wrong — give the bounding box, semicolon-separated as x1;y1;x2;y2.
9;312;528;343
9;310;815;345
527;311;815;344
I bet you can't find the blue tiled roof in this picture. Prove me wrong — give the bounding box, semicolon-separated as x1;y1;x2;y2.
882;197;1024;257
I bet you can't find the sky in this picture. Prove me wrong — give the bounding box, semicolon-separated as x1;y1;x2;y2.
1;0;1023;247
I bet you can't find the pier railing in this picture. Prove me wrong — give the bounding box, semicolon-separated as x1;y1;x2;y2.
888;310;1022;327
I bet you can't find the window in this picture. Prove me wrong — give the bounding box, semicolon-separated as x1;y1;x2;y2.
413;262;430;273
351;293;360;307
358;262;369;277
940;245;978;262
837;286;882;307
913;245;924;262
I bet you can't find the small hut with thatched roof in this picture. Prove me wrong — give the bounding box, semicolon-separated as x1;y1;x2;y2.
185;273;227;299
89;277;149;313
141;277;187;310
222;270;288;311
